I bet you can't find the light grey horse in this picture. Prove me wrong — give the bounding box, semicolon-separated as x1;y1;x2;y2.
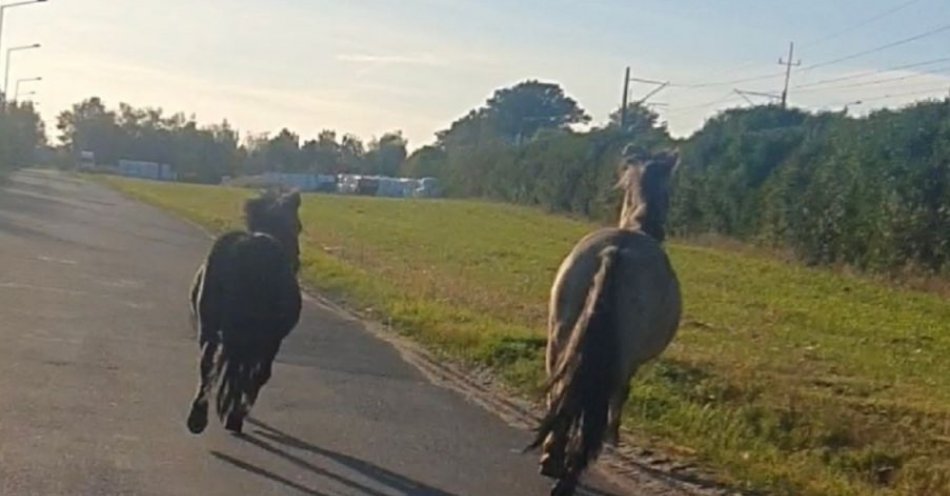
527;147;682;496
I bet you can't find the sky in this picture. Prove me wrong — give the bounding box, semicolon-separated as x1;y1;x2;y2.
6;0;950;149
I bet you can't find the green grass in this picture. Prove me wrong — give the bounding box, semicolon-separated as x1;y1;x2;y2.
104;177;950;496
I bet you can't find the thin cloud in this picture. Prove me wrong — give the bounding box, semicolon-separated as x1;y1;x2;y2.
336;53;445;66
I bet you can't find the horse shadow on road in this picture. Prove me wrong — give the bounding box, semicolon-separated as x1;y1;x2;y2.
210;417;621;496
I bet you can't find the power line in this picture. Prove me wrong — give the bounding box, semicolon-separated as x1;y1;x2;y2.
630;4;948;119
669;22;949;91
796;66;950;93
829;85;950;106
802;0;924;47
869;86;950;101
734;88;782;106
689;60;766;83
672;0;926;87
671;71;787;89
800;22;950;73
663;91;740;114
794;56;950;89
634;24;949;93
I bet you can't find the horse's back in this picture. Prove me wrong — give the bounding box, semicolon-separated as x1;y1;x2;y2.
550;228;680;365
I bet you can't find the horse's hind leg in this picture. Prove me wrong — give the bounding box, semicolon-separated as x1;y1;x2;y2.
541;321;572;479
540;417;569;479
606;381;631;446
539;385;570;479
231;340;280;434
187;264;224;434
224;400;246;434
550;474;579;496
187;339;220;434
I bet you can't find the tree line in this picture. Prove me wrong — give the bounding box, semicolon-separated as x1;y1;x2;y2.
9;79;950;275
419;81;950;275
671;102;950;273
54;97;409;183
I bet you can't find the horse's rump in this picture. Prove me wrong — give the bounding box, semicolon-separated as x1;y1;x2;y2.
529;243;623;482
529;149;680;494
200;231;302;423
214;232;301;339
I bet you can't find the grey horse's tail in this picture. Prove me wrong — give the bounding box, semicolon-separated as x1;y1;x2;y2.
527;245;622;491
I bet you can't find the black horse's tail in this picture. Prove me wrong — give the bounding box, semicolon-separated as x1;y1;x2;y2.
215;342;273;423
528;245;622;487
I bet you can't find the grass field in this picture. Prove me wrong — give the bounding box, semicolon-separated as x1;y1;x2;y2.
103;177;950;496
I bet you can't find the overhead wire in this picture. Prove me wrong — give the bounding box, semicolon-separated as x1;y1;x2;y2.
828;85;950;106
655;1;948;119
799;22;950;73
793;56;950;89
671;0;928;87
664;91;739;114
795;66;950;93
801;0;924;47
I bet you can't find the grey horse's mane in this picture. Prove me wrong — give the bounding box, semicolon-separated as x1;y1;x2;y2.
616;147;679;239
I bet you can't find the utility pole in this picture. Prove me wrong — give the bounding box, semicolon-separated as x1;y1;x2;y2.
619;67;669;131
620;67;630;129
778;42;801;108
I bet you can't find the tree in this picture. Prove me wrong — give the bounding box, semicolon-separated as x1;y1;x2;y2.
56;97;123;165
0;101;44;173
56;97;243;183
339;134;365;173
435;109;502;150
265;128;301;172
608;103;662;135
242;132;270;175
365;131;408;176
403;145;446;178
483;80;590;144
435;81;590;149
301;129;342;173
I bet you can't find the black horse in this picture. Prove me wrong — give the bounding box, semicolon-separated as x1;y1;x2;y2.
186;189;303;435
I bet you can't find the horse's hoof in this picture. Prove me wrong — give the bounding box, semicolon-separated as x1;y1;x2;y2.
186;403;208;434
225;413;244;435
550;478;578;496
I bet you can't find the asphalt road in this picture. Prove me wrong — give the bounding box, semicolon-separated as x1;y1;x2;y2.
0;169;629;496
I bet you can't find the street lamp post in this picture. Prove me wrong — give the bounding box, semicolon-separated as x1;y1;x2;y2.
0;0;47;87
13;74;39;100
3;42;39;100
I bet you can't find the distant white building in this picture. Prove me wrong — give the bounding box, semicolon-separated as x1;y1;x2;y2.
337;174;442;198
77;150;95;171
116;159;177;181
414;177;442;198
260;172;337;192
